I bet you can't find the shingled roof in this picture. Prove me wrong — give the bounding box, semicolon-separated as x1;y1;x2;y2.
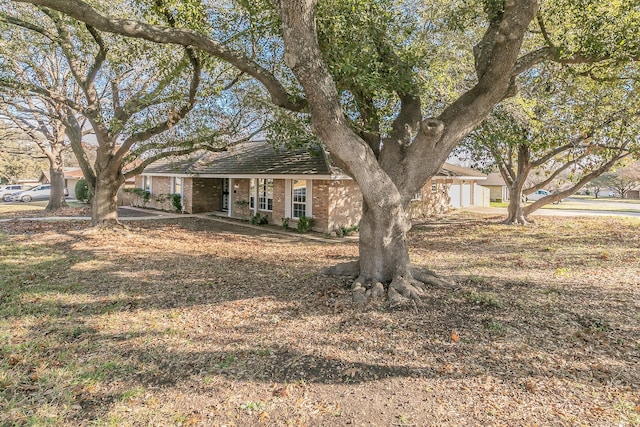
437;163;487;179
143;141;486;180
143;141;334;177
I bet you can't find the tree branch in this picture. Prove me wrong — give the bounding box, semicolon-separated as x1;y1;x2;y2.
14;0;305;111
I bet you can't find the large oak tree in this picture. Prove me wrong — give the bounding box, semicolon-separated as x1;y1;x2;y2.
12;0;640;302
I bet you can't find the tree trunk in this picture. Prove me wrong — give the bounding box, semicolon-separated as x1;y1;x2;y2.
504;186;529;224
45;166;68;212
357;201;412;283
44;153;68;213
91;173;123;227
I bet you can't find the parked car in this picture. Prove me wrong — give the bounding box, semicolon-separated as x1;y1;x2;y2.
526;189;562;204
0;184;31;201
10;184;53;202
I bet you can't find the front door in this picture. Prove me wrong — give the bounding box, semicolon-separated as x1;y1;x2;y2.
222;178;229;211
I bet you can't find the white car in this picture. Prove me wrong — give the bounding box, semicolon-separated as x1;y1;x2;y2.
10;184;52;202
526;189;562;204
0;184;30;201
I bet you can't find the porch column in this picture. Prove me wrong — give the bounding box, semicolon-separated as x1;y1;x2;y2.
228;178;233;218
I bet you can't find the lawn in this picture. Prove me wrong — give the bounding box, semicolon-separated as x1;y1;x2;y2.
1;210;639;426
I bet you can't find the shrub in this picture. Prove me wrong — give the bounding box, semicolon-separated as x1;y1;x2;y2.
170;193;182;212
250;213;269;225
296;215;314;233
339;224;358;236
75;178;92;203
124;188;151;206
281;217;290;230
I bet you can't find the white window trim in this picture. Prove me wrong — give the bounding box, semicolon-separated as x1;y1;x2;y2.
142;176;152;193
290;179;312;219
171;176;183;196
258;178;273;212
228;178;234;218
284;179;292;218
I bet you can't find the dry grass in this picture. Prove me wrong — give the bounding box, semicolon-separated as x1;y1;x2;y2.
0;212;639;426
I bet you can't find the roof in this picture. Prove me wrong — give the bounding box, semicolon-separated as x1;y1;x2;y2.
64;168;84;178
143;142;334;177
437;163;487;180
142;142;486;181
483;172;507;186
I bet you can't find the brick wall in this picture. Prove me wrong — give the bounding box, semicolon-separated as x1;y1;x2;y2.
231;178;251;220
192;178;222;213
327;179;362;233
310;179;330;232
138;176;172;211
407;179;451;218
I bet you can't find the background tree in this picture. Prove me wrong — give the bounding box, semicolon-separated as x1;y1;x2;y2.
458;66;639;224
601;162;640;199
0;120;48;183
2;2;266;226
12;0;640;303
0;86;76;211
585;174;609;198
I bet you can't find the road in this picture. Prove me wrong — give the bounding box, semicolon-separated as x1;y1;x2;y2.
469;197;640;218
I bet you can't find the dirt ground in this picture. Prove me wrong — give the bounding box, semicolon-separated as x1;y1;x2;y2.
0;209;639;426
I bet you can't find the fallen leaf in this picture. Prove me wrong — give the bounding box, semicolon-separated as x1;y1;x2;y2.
259;411;270;422
451;330;460;343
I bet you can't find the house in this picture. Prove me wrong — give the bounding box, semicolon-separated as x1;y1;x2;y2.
136;142;489;233
482;172;510;202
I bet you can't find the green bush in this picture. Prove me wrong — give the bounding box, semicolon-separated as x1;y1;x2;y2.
124;188;151;205
281;217;290;230
339;224;359;237
75;178;92;203
170;194;182;212
296;216;314;233
250;213;269;225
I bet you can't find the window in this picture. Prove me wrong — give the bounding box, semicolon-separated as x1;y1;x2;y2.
258;178;273;211
411;189;422;201
431;182;437;193
249;179;255;209
292;179;307;218
142;176;152;192
172;177;182;195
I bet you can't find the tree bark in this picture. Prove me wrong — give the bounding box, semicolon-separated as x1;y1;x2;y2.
357;201;412;283
44;149;68;213
90;166;124;227
505;185;529;225
45;164;68;212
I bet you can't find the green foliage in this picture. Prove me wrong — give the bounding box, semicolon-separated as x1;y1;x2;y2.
124;187;151;205
75;178;92;203
296;215;314;233
135;0;209;32
281;217;290;230
464;289;501;308
338;224;359;237
239;401;265;414
170;193;182;212
250;213;268;225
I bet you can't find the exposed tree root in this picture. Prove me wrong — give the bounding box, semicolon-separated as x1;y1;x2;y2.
502;216;535;225
323;262;457;306
321;261;360;278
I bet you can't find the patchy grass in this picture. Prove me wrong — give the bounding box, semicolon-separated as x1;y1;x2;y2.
1;213;639;426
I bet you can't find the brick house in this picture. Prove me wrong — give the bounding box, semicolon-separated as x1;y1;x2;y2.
135;142;488;233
